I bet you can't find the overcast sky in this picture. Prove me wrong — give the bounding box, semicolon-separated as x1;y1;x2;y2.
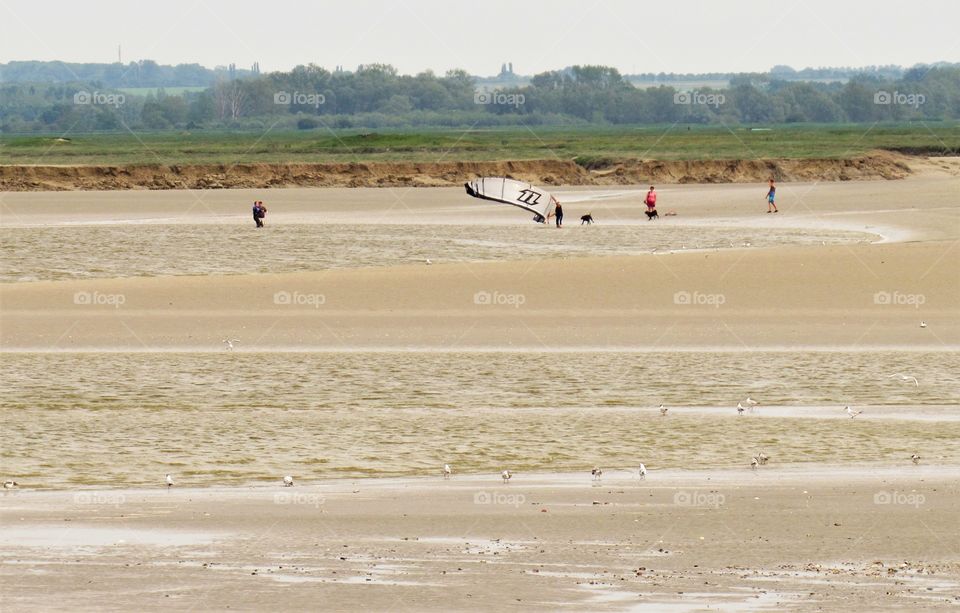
1;0;957;75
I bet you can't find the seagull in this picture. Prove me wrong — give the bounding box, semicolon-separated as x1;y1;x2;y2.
910;453;921;465
751;457;759;470
920;321;927;328
283;475;294;487
501;470;512;484
638;463;647;479
591;467;603;481
737;402;745;415
222;339;240;351
659;404;668;416
443;464;452;479
756;451;769;465
3;481;18;489
424;259;433;265
888;373;919;387
745;397;759;411
165;474;174;488
845;406;863;418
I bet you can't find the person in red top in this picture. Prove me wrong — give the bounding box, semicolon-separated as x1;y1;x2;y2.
644;186;658;220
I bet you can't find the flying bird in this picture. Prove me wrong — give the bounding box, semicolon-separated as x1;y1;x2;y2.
443;464;452;479
591;467;603;481
638;463;647;479
165;474;174;488
501;470;512;484
283;475;294;487
3;481;18;489
845;406;863;418
222;339;240;351
888;373;919;387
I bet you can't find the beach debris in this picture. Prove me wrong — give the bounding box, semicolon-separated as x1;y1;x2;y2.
888;373;919;387
591;467;603;481
3;481;18;489
283;475;294;487
638;463;647;479
222;338;240;351
443;464;452;479
845;406;863;418
911;453;921;465
659;404;668;416
501;470;512;484
165;474;174;488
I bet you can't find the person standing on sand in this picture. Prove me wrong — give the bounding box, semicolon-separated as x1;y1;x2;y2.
644;185;657;220
553;198;563;228
766;179;778;213
252;201;263;227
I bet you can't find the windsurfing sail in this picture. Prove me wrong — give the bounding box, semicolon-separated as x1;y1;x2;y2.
464;177;557;221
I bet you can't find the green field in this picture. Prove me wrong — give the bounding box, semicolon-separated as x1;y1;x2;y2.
1;123;957;166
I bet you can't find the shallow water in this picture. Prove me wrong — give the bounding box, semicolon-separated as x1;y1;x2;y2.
0;223;870;282
2;351;957;489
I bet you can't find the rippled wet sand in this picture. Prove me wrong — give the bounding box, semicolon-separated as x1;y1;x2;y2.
0;223;870;282
3;350;957;489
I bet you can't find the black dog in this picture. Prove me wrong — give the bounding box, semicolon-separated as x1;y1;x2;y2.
645;209;659;221
580;213;594;225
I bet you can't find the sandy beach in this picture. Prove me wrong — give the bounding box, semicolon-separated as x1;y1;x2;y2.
2;160;959;610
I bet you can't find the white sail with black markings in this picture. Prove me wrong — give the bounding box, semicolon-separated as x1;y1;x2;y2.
464;177;557;221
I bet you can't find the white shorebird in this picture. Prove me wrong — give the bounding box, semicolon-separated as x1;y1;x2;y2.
425;259;433;265
222;339;240;351
845;406;863;418
3;480;18;489
745;397;759;411
888;373;919;387
920;321;927;328
283;475;294;487
443;464;452;479
638;463;647;479
911;453;921;465
659;404;668;416
501;470;512;484
591;467;603;481
737;402;745;415
751;457;759;470
165;474;174;488
756;451;769;465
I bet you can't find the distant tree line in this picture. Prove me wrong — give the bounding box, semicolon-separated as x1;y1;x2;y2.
1;62;958;133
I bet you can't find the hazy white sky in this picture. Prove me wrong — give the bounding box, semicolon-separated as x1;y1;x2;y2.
1;0;957;75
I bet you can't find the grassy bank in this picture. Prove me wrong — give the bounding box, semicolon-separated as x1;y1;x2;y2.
1;123;957;166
